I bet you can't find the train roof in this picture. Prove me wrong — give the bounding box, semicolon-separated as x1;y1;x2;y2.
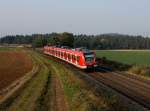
44;45;94;55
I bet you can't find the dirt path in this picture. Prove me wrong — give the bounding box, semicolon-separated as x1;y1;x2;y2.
50;74;69;111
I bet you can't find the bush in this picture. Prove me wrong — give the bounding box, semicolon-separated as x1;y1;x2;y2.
129;65;150;77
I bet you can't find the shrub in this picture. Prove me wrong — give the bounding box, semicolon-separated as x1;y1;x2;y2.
129;65;150;77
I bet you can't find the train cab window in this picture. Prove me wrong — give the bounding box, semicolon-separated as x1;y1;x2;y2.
84;52;94;63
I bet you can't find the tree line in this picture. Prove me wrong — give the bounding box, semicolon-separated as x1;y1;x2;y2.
0;32;150;49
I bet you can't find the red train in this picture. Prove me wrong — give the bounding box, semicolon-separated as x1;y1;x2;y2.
43;46;97;69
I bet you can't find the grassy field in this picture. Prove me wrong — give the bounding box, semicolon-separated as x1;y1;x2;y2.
94;50;150;66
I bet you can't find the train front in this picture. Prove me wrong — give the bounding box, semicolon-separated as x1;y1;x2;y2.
84;51;97;69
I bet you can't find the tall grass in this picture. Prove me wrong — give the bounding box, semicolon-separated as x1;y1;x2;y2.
129;65;150;77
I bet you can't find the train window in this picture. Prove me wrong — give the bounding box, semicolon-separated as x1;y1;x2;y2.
64;52;66;57
74;56;76;61
67;54;69;58
68;54;71;59
66;53;68;57
72;55;75;60
77;56;80;61
75;56;77;61
70;54;72;59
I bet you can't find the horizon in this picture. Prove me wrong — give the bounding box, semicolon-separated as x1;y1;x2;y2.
0;0;150;37
1;32;149;38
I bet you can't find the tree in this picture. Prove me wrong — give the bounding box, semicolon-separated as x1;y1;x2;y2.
47;37;60;45
1;33;150;49
32;39;47;47
58;32;74;47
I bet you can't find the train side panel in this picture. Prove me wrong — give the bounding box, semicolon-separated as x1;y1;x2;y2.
43;46;96;69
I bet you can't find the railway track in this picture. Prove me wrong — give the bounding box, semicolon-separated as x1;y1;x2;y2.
37;49;150;110
90;67;150;109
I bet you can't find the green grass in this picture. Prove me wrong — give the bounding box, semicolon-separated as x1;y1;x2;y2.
0;47;14;51
95;50;150;66
0;47;24;52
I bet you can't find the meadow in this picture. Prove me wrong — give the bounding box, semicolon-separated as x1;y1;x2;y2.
94;50;150;66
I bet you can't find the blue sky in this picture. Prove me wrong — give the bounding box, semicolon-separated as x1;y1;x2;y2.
0;0;150;37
